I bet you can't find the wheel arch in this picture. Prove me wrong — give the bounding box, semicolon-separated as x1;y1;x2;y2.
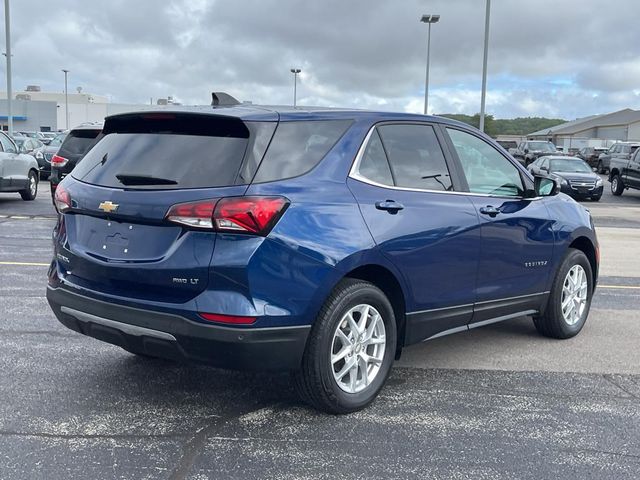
568;236;598;286
343;263;408;359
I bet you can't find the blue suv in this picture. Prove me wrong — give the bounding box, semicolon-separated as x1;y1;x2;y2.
47;107;599;413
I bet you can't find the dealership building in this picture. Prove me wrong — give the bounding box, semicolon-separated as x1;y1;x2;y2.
528;109;640;150
0;86;180;132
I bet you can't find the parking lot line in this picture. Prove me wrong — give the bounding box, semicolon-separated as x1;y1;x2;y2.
0;261;50;267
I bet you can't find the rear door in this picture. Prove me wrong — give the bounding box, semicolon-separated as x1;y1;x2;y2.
0;133;21;187
443;127;555;323
55;112;276;303
348;122;480;343
626;149;640;188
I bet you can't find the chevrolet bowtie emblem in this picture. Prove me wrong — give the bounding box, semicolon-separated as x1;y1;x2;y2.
98;201;119;213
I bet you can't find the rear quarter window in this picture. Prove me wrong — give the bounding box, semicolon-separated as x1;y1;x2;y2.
252;120;352;183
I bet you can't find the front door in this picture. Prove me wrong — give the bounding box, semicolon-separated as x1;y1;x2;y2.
443;126;555;324
348;123;480;343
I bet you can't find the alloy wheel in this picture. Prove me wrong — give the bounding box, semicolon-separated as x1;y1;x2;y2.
561;265;588;326
330;304;386;394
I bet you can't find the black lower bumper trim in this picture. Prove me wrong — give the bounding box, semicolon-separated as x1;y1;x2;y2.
47;286;310;371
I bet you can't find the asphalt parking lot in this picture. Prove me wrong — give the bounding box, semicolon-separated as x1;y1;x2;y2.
1;179;639;479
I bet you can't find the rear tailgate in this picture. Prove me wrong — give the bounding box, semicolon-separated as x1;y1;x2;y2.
54;111;276;303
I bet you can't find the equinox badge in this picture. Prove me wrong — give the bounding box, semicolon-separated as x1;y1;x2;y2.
98;201;119;213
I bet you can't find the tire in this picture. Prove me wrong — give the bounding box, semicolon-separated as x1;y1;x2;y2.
20;170;38;201
293;278;397;414
533;249;593;339
597;161;605;174
611;174;624;196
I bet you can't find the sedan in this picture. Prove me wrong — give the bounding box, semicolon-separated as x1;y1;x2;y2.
528;155;603;201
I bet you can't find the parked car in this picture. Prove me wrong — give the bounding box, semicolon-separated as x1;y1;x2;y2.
32;132;67;180
0;131;39;200
496;140;517;151
596;142;640;174
576;147;608;169
47;107;599;414
49;123;103;198
512;140;558;166
14;136;44;154
37;132;57;145
528;155;603;201
609;147;640;196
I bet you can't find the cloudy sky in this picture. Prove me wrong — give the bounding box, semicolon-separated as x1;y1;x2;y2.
3;0;640;120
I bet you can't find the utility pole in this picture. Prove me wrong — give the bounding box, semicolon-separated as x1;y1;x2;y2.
420;14;440;115
62;69;69;129
290;68;301;108
479;0;491;133
4;0;13;136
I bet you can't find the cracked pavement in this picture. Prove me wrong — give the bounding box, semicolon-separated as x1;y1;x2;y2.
0;181;639;479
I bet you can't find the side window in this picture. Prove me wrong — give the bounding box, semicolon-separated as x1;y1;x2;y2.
446;128;525;197
377;124;452;191
540;158;549;169
621;145;630;154
612;145;620;153
253;120;352;183
0;133;16;153
357;129;394;186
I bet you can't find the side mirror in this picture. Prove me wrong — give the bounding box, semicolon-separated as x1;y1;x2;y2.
524;148;529;154
540;165;549;172
534;175;559;197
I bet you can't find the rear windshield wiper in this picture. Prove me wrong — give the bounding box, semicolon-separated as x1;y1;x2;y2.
115;174;178;186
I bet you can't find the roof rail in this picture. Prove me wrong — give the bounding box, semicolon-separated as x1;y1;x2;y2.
211;92;240;107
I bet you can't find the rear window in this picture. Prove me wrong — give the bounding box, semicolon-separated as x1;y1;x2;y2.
252;120;352;183
58;129;102;159
72;133;250;189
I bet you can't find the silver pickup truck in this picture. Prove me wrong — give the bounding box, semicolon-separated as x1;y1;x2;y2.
0;131;40;201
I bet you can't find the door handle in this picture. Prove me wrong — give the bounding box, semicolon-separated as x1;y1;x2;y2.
375;200;404;213
479;205;500;217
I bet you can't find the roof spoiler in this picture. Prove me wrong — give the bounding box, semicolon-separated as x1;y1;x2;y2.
211;92;240;107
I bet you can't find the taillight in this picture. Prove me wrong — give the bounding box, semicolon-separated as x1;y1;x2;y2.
165;200;217;229
199;312;256;325
165;196;288;235
54;185;71;212
214;197;288;234
51;154;69;167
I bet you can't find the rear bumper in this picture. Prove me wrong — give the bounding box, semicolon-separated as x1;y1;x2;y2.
47;286;310;371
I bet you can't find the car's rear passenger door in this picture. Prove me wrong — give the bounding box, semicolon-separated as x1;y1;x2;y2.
442;126;555;324
348;122;480;343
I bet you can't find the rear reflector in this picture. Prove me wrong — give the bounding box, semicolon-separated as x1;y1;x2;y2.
166;196;288;235
54;185;71;212
199;312;256;325
51;154;69;167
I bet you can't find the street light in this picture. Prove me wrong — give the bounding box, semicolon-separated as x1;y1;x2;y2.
479;0;491;133
290;68;301;108
420;14;440;115
62;69;69;129
4;0;13;136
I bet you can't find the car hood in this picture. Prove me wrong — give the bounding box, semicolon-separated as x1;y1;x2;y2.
551;171;599;182
35;145;60;154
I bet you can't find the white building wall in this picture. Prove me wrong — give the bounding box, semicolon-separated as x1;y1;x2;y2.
628;121;640;141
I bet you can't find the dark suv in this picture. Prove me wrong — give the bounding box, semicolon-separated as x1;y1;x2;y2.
512;140;558;166
47;107;599;413
50;123;103;197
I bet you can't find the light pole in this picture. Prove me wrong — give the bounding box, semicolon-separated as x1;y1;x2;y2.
62;69;69;129
420;14;440;115
479;0;491;133
290;68;301;108
4;0;13;136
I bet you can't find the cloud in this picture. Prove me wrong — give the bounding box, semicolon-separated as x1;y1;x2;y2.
2;0;639;118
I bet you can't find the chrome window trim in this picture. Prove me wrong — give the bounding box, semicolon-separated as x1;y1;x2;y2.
349;124;545;201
